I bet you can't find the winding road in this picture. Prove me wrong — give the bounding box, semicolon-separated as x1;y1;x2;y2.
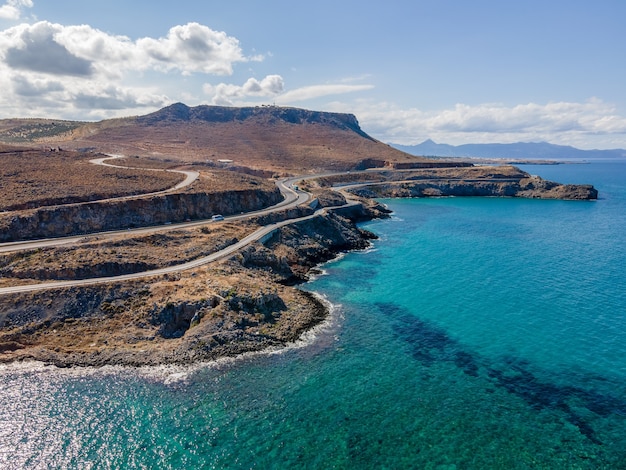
3;157;508;294
89;155;200;193
0;206;340;294
0;169;308;255
0;158;343;294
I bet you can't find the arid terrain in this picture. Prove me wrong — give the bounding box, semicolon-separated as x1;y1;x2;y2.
0;103;436;174
0;148;186;211
0;104;598;367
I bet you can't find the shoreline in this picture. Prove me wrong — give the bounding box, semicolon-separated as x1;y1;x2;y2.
0;291;344;382
0;207;380;368
0;165;599;368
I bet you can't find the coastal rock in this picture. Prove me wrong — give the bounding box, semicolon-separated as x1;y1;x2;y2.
0;187;282;242
0;208;375;367
350;177;598;200
242;211;377;283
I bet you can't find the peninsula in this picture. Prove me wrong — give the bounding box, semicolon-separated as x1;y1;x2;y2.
0;104;598;367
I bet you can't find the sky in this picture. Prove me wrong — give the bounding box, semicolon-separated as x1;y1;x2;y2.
1;0;625;149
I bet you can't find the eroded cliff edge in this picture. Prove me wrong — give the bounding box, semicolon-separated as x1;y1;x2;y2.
0;185;282;243
0;202;385;367
313;165;598;201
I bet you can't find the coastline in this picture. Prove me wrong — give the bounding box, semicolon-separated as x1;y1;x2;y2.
0;165;599;368
0;206;381;368
0;291;344;381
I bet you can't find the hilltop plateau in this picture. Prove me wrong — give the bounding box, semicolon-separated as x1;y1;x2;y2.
0;103;432;174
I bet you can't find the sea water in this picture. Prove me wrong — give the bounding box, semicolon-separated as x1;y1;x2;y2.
1;161;625;469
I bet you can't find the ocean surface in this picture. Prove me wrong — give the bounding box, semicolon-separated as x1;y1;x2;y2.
1;160;625;469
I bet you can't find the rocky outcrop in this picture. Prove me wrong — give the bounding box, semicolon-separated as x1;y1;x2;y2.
241;209;377;284
353;158;473;171
137;103;375;140
349;177;598;200
0;187;282;242
314;165;598;201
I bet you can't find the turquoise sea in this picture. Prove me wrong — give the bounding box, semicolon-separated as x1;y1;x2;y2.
1;161;625;469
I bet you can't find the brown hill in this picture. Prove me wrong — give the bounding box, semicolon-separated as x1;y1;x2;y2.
0;104;434;173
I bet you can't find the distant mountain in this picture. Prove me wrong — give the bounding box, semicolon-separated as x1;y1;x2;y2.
392;139;626;160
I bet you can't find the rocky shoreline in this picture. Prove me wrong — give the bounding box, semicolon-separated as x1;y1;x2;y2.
0;165;598;368
0;201;385;367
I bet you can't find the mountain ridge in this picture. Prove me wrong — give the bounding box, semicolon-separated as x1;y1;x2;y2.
0;103;436;173
137;103;375;140
392;140;626;160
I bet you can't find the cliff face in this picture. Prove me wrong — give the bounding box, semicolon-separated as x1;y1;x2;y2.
348;177;598;200
0;187;282;242
0;208;376;367
137;103;374;140
241;208;378;284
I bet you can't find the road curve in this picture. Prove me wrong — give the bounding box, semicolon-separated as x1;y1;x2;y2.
0;166;347;293
0;176;305;254
90;154;200;195
0;204;354;295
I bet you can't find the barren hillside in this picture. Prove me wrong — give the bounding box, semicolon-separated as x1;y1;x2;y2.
0;104;432;173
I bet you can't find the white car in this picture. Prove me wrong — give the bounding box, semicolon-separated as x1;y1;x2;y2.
211;214;224;221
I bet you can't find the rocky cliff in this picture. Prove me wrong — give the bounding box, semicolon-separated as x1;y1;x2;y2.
349;177;598;200
0;207;378;367
0;186;282;242
137;103;375;140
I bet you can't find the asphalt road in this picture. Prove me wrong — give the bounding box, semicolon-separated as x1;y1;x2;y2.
0;166;328;294
90;154;201;195
0;170;307;254
0;206;335;295
3;160;458;293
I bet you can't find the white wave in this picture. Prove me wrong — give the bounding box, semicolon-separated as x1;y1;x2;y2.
0;296;344;385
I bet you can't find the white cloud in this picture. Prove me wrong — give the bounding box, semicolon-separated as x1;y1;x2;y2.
2;22;94;76
202;80;375;107
137;22;249;75
0;20;262;119
0;21;252;76
339;99;626;149
203;75;284;105
0;0;32;20
275;84;374;104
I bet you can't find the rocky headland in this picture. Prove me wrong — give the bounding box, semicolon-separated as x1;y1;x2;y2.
0;203;382;367
0;104;599;367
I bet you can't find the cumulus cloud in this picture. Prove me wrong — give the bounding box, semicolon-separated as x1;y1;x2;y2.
0;0;33;20
3;22;93;76
339;99;626;148
204;75;284;105
0;21;253;76
0;20;262;119
137;22;252;75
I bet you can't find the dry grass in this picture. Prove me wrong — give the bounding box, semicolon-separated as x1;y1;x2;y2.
0;222;259;282
0;105;435;174
0;148;185;211
68;120;423;173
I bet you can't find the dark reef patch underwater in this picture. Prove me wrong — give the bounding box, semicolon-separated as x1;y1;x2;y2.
377;300;626;446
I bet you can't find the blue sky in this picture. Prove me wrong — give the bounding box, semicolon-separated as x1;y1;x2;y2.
1;0;625;149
